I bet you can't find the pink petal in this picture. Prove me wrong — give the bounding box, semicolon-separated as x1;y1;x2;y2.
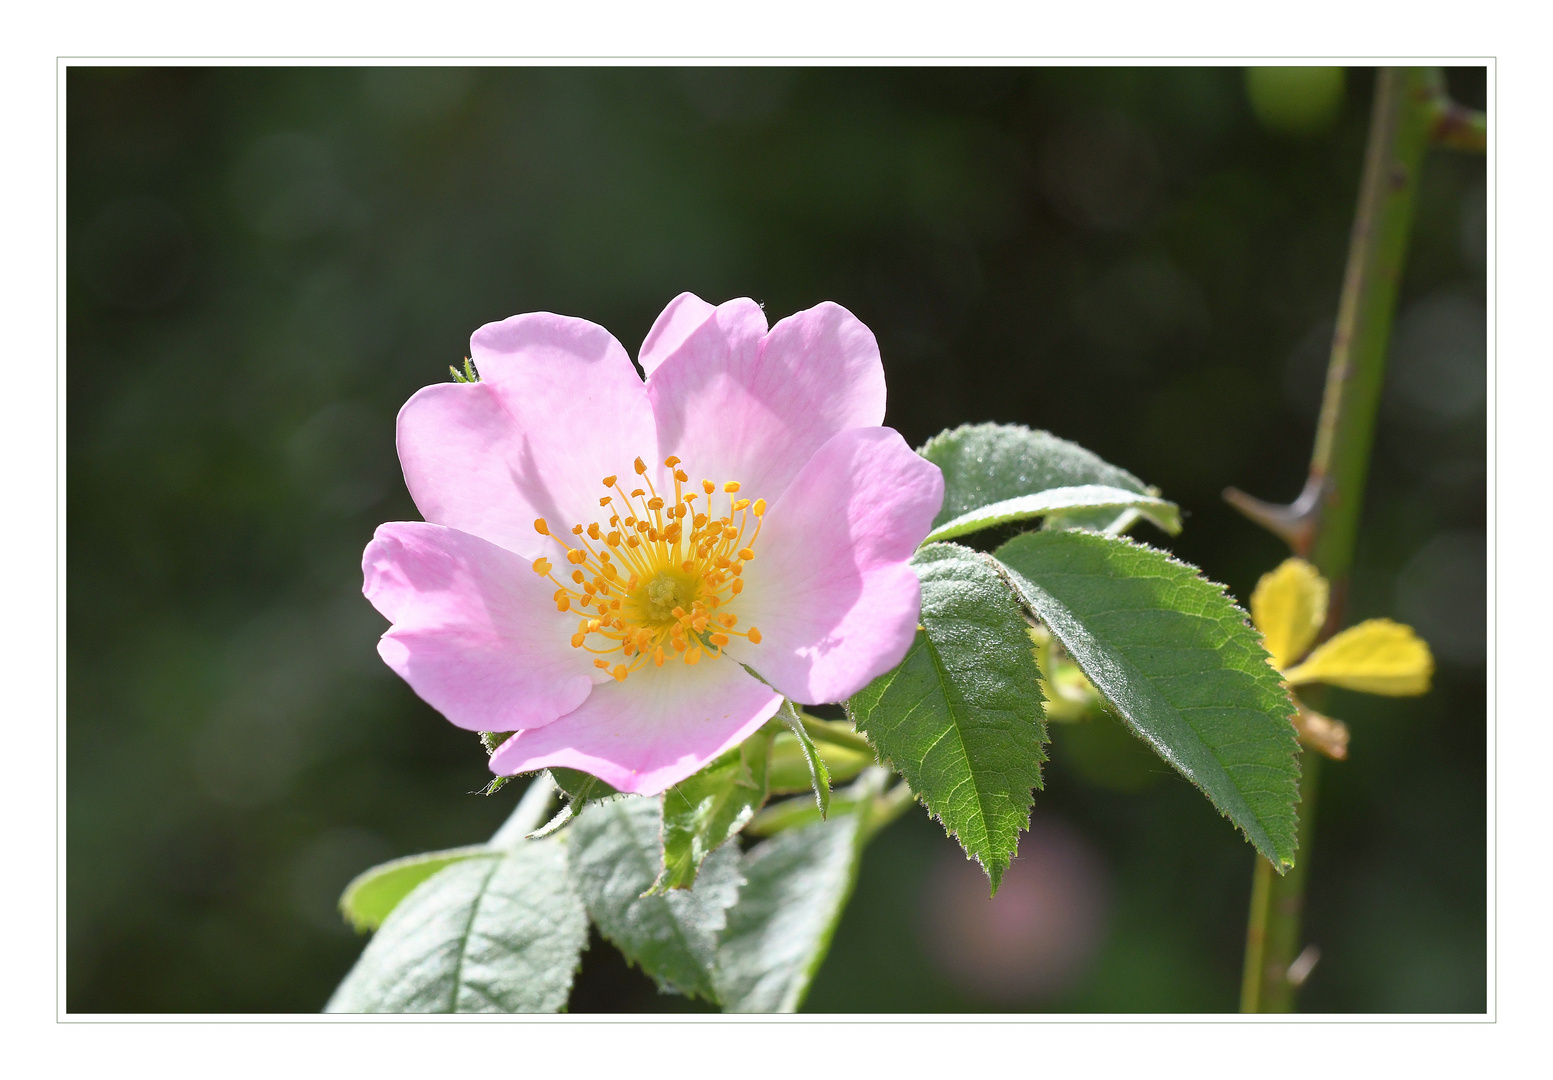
363;522;599;733
637;292;716;377
487;659;783;795
397;312;658;558
723;426;943;704
646;300;885;506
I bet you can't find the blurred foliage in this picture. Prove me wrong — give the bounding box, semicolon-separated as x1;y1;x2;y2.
67;66;1486;1012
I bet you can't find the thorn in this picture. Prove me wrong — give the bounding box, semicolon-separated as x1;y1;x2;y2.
1223;474;1327;555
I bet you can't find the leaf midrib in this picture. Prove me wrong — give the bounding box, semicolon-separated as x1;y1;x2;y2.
919;626;996;854
445;857;501;1013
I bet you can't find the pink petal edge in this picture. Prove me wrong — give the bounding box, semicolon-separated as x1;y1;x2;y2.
638;292;716;376
487;658;783;795
722;425;944;704
398;311;660;558
646;299;885;507
363;522;599;733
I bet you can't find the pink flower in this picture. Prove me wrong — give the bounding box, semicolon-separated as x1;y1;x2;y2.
362;293;943;795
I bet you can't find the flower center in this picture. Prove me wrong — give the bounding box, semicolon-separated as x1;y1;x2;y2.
529;455;764;683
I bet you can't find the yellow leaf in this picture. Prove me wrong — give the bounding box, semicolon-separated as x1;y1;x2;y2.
1283;618;1433;696
1250;558;1328;670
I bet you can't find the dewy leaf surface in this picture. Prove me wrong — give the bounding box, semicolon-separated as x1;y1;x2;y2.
994;530;1300;868
324;836;587;1013
656;729;772;892
923;484;1181;544
920;422;1150;531
568;796;743;1001
712;805;868;1013
846;542;1047;891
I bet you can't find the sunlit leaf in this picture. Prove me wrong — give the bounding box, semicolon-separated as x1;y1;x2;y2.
325;835;586;1013
712;799;873;1013
568;796;742;1001
1284;618;1433;695
919;422;1155;532
1250;558;1329;670
996;530;1300;869
847;542;1047;891
924;484;1180;544
338;845;498;933
655;728;773;892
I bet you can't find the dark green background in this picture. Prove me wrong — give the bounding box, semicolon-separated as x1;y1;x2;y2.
67;66;1487;1012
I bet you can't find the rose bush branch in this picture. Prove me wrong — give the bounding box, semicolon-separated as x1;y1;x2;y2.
1228;66;1446;1013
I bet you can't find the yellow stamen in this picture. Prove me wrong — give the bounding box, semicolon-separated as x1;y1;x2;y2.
537;455;764;682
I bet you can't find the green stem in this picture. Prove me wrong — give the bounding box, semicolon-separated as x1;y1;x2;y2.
798;713;878;756
1237;66;1434;1012
1246;754;1321;1011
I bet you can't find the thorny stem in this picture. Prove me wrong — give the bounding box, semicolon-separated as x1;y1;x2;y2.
1235;67;1443;1013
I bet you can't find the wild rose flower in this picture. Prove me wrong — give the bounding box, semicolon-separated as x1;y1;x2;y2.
362;293;943;794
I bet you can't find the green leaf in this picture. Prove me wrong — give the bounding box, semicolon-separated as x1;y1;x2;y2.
920;422;1152;532
529;766;624;839
567;796;743;1001
994;530;1301;868
656;729;774;892
923;484;1181;544
846;542;1048;891
712;793;876;1013
325;836;587;1013
327;776;586;1013
777;700;830;817
338;845;498;933
338;773;558;932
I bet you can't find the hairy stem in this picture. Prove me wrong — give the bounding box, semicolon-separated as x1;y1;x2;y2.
1238;66;1436;1012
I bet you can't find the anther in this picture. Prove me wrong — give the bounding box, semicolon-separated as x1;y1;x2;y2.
534;518;550;535
674;469;689;483
594;659;609;670
753;498;766;516
613;664;628;682
702;479;715;494
571;633;587;647
599;496;611;507
603;475;617;487
588;523;601;539
556;597;570;612
734;498;750;512
572;570;585;583
747;627;762;644
739;548;755;561
724;481;741;493
532;557;552;575
572;524;583;535
647;497;665;510
664;455;681;467
634;457;647;475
